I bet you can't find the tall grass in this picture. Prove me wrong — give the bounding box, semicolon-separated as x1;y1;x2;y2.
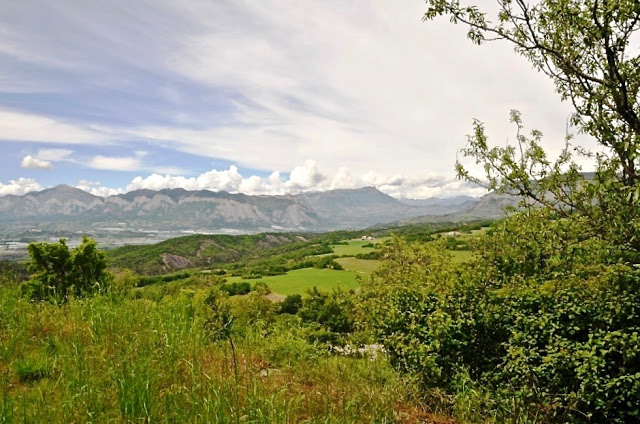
0;286;434;423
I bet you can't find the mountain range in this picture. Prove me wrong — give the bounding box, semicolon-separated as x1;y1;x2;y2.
0;185;517;237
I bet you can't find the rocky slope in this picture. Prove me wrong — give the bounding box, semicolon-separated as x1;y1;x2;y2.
0;185;487;234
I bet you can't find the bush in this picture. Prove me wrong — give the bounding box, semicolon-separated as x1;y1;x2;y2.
279;294;303;315
355;251;382;260
298;287;354;334
200;288;233;342
13;357;50;383
228;292;276;327
23;236;111;302
252;281;271;295
359;225;640;422
220;282;251;296
136;271;191;287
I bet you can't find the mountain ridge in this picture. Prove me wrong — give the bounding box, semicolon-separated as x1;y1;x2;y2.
0;185;513;236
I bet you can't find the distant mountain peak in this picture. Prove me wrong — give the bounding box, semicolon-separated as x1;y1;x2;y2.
32;184;100;200
0;185;489;234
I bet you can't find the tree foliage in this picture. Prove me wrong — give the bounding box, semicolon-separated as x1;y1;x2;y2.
425;0;640;182
22;236;110;302
426;0;640;257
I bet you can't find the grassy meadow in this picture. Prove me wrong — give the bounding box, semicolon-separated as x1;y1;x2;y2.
334;258;381;275
0;286;442;424
229;268;360;296
329;238;388;257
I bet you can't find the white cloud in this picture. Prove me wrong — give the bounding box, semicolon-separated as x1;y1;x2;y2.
87;155;143;171
76;179;100;188
1;162;488;199
362;171;404;187
74;180;124;197
83;151;186;174
151;166;186;176
379;179;487;199
21;148;76;170
268;171;283;188
0;110;110;144
195;166;244;192
0;178;42;196
126;165;247;193
330;167;358;190
80;161;487;199
21;155;52;169
284;160;326;191
36;148;73;161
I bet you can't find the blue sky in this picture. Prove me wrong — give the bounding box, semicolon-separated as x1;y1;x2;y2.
0;0;595;198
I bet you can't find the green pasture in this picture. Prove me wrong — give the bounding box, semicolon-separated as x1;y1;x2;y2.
230;268;359;296
335;257;381;274
329;237;388;256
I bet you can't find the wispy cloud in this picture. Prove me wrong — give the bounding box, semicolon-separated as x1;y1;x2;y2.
35;148;73;162
0;1;599;195
0;110;110;145
86;155;144;172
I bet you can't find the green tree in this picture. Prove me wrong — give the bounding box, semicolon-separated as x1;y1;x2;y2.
23;236;110;302
425;0;640;257
279;293;303;315
298;287;354;334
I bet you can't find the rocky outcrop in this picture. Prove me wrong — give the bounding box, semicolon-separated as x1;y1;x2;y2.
161;253;192;271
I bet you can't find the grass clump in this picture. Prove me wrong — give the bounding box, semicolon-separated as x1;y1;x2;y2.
12;358;50;383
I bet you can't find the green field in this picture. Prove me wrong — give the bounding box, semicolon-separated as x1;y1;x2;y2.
330;238;385;256
230;268;359;296
335;257;381;274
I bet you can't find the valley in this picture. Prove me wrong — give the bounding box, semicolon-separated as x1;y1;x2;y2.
0;184;514;261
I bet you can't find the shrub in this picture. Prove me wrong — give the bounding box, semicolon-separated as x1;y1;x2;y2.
279;294;303;315
298;287;354;334
220;282;251;296
359;220;640;422
252;281;271;295
13;358;50;383
228;292;276;327
355;251;382;260
201;288;233;342
23;236;111;302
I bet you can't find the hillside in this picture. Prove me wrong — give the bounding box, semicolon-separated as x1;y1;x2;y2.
107;232;315;274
